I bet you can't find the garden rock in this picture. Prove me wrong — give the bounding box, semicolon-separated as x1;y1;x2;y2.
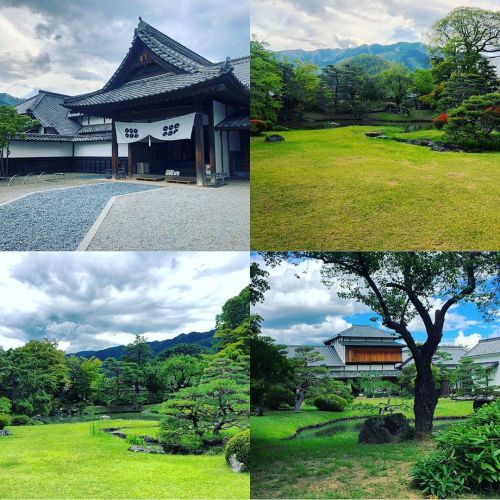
228;453;247;473
324;122;340;128
365;132;384;137
359;413;410;444
0;429;12;436
265;134;285;143
110;431;127;439
128;445;165;454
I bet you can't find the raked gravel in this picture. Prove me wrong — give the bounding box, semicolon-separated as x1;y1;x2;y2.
0;182;161;251
87;181;249;251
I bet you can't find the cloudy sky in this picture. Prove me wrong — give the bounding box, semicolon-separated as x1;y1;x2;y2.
0;0;249;98
252;0;500;51
0;252;249;353
253;256;499;350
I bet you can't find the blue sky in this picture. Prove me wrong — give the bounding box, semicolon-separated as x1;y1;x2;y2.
252;254;499;350
0;252;249;353
0;0;249;97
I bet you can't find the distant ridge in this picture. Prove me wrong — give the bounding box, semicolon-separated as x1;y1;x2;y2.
0;93;23;106
71;329;216;360
276;42;431;71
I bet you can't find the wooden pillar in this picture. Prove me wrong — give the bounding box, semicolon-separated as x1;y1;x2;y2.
111;119;118;180
127;143;133;178
208;100;216;178
194;111;205;186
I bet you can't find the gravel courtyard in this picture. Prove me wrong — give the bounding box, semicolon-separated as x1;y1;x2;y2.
86;181;249;251
0;182;161;251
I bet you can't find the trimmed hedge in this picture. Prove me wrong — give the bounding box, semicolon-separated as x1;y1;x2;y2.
10;415;32;426
225;429;250;471
263;386;294;410
0;414;11;429
314;395;348;412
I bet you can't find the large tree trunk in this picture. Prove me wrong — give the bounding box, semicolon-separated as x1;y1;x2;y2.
413;360;438;439
293;387;306;412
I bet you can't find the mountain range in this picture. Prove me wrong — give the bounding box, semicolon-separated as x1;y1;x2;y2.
0;93;23;106
71;329;216;361
276;42;431;71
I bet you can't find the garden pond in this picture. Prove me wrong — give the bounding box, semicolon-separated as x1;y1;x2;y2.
295;416;467;439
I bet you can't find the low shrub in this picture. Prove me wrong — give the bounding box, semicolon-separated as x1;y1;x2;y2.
225;429;250;471
263;385;295;410
250;124;260;136
445;92;500;147
433;112;448;129
158;416;204;454
10;415;32;426
0;414;11;429
314;395;348;412
411;401;500;498
250;119;267;132
0;397;11;414
127;434;145;446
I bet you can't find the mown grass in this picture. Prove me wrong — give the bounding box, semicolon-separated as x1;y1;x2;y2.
251;398;474;499
251;126;500;251
0;419;249;499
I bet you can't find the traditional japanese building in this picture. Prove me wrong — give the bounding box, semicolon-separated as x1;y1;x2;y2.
65;18;249;184
285;325;404;381
9;18;249;185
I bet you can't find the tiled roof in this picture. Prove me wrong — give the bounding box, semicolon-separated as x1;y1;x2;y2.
467;337;500;357
19;133;111;143
401;345;468;367
215;110;249;130
66;72;223;108
78;123;112;134
65;19;249;110
135;19;212;72
15;91;81;135
284;345;344;367
215;56;250;87
324;325;401;344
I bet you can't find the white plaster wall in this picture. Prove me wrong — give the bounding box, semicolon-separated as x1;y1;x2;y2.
9;141;72;158
73;141;126;157
333;339;345;363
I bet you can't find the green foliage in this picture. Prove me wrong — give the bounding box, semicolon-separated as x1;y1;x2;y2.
263;385;295;410
0;339;69;416
0;413;11;429
308;379;354;404
412;401;500;498
10;415;32;426
158;343;207;359
225;429;250;470
0;104;38;176
445;92;500;147
250;39;283;122
313;395;348;412
159;415;204;453
0;396;12;414
64;356;101;404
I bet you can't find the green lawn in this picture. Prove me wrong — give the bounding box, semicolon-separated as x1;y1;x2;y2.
0;419;249;499
251;126;500;250
251;398;474;499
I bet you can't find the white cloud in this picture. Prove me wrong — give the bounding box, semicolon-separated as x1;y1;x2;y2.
264;315;352;345
252;0;500;50
453;330;482;350
0;251;249;352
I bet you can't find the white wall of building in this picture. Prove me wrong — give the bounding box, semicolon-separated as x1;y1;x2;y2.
74;141;127;157
9;141;73;158
471;354;500;386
